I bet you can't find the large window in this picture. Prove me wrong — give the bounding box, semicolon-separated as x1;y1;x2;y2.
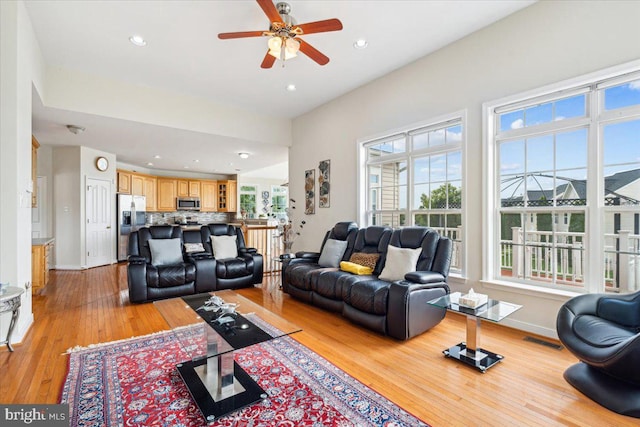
271;185;288;220
362;114;465;275
239;185;257;218
487;69;640;293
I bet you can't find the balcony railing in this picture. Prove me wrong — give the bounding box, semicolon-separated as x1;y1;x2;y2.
500;227;640;292
243;225;286;275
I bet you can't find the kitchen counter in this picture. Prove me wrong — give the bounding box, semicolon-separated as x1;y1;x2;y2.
32;237;55;246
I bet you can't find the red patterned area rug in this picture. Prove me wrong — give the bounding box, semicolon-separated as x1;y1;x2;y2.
60;316;429;427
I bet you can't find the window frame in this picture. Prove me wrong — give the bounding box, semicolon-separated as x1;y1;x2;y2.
484;61;640;294
358;111;467;277
239;184;258;218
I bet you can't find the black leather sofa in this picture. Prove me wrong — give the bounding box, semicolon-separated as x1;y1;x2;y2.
127;224;262;303
283;223;452;340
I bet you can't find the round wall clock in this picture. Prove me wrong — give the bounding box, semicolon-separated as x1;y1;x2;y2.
96;156;109;171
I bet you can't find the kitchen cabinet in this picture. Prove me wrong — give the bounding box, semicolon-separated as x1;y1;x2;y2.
32;237;54;293
117;170;132;194
32;136;39;207
217;180;237;212
144;176;157;211
131;174;144;196
157;178;177;211
177;180;201;198
200;180;217;212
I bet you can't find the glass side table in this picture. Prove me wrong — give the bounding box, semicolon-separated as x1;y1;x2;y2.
428;292;522;372
0;286;25;352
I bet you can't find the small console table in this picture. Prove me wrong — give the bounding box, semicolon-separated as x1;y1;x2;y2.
0;286;25;352
428;292;522;372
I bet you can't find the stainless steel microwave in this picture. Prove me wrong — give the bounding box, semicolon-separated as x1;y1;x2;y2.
177;197;200;211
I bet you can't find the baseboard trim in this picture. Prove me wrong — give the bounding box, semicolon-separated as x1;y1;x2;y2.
54;265;83;270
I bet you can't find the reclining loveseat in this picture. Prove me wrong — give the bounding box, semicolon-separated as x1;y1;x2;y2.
282;222;453;340
127;224;263;303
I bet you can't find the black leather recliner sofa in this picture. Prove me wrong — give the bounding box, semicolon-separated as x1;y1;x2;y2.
557;290;640;417
283;223;452;340
127;224;262;303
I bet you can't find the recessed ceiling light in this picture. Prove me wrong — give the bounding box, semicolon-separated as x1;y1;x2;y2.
193;159;200;163
147;162;154;166
353;38;368;49
183;166;190;169
286;84;296;92
229;162;233;166
238;152;249;159
129;35;147;47
153;155;161;159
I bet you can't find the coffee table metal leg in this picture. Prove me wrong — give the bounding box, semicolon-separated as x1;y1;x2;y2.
443;314;504;372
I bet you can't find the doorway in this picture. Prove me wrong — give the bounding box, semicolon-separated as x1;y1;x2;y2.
86;177;112;268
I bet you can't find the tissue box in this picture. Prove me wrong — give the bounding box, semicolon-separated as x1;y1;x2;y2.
459;292;488;308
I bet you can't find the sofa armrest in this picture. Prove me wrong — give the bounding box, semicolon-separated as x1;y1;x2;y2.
240;247;258;255
404;271;446;284
386;280;450;340
127;262;148;303
128;255;146;264
190;254;217;293
295;251;321;260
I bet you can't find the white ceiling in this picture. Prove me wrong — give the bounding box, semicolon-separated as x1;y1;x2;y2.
26;0;534;177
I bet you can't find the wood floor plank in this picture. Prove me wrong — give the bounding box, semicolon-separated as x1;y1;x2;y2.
0;264;636;426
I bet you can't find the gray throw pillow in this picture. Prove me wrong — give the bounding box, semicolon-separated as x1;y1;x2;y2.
318;239;349;268
148;238;183;266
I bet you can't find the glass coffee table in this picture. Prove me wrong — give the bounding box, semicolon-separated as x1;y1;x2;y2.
154;290;301;423
428;292;522;372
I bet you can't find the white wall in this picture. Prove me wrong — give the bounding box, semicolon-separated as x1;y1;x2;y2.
0;0;45;343
290;0;640;338
53;146;117;269
36;143;54;238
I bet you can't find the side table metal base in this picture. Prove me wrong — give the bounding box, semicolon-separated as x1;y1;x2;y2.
443;342;504;373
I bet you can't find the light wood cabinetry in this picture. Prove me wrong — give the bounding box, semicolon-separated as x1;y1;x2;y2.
157;178;177;211
143;176;157;211
200;180;217;212
131;174;144;196
217;180;237;212
118;169;235;212
117;170;132;194
32;136;39;207
177;180;201;198
32;238;54;292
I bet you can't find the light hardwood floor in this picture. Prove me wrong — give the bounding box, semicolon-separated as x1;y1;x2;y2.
0;264;635;426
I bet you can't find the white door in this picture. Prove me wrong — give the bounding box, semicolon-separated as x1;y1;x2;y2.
32;176;47;238
86;178;112;268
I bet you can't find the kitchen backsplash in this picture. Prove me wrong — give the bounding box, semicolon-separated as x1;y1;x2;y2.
146;211;233;225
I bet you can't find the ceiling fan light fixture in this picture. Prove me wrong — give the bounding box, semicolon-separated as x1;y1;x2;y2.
238;152;249;159
267;36;299;60
286;84;297;92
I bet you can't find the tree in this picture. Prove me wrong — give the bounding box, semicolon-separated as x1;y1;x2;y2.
420;183;462;210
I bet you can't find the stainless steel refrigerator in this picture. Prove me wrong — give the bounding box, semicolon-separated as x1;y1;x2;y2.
117;194;146;261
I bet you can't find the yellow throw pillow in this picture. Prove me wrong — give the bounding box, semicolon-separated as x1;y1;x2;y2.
340;261;374;275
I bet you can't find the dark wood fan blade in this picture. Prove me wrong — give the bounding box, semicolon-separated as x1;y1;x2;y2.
296;18;343;35
298;39;329;66
218;31;265;39
261;51;276;69
257;0;283;23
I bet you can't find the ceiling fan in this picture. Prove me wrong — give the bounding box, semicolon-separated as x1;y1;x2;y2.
218;0;343;68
